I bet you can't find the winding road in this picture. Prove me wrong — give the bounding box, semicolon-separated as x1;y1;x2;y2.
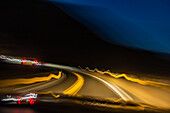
0;57;170;108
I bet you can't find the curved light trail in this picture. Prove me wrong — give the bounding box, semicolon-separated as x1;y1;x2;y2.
80;71;133;101
34;72;84;98
35;91;60;98
44;63;132;101
80;67;170;91
1;55;170;108
0;72;62;87
63;72;84;96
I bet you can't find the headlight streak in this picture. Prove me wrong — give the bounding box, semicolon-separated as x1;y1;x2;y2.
1;93;38;105
0;55;42;66
79;66;170;91
1;98;19;102
0;72;62;87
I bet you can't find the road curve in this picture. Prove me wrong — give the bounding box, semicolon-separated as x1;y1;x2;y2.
43;63;170;108
43;63;132;100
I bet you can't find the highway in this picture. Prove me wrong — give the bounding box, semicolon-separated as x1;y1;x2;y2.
43;63;170;108
86;71;170;108
0;56;170;110
1;69;120;100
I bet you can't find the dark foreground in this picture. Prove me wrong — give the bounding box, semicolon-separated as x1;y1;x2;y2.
1;95;169;113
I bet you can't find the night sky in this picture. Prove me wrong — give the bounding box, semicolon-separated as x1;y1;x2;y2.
0;1;170;77
46;0;170;54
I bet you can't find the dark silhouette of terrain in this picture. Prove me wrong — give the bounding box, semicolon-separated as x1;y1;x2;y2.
0;1;170;77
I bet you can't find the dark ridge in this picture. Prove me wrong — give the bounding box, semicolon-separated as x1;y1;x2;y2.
0;1;170;77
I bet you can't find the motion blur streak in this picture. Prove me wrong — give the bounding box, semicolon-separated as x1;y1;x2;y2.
0;55;42;66
18;96;21;104
83;72;132;101
106;98;163;110
44;63;132;100
63;72;84;96
81;67;170;91
35;91;60;98
45;0;170;54
107;98;123;103
33;73;84;98
0;72;62;87
107;73;170;91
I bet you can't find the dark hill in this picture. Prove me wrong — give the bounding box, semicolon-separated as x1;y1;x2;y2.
0;1;170;77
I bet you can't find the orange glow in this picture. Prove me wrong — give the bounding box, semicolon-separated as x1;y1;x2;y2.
34;60;38;65
0;72;83;100
34;72;84;98
0;72;62;87
107;98;123;102
106;72;170;91
35;91;60;98
80;67;170;91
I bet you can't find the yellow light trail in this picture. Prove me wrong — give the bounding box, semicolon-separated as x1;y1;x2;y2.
80;67;170;91
35;91;60;98
81;96;162;110
0;72;62;87
0;71;83;99
106;72;170;91
106;98;123;103
34;72;84;98
63;72;84;96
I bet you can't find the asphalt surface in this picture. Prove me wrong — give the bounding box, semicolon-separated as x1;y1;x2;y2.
0;62;170;113
7;70;120;100
4;62;168;108
42;63;170;108
87;71;170;108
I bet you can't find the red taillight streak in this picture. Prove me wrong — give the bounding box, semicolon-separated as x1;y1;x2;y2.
29;98;34;104
22;59;27;64
34;60;38;65
18;96;21;104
